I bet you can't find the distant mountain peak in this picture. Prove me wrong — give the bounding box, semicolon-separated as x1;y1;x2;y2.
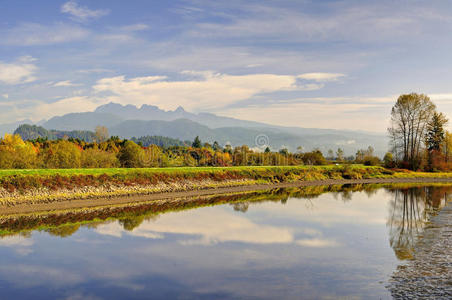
174;106;185;113
140;104;160;111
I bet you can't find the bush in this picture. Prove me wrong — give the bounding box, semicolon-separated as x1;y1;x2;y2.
383;152;395;168
45;140;82;168
118;141;144;168
363;156;381;166
81;148;119;168
301;150;327;165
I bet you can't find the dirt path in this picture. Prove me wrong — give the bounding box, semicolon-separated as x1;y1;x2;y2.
2;177;452;215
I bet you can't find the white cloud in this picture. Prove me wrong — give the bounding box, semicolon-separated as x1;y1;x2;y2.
430;93;452;102
296;238;340;248
0;23;89;46
221;100;390;132
0;236;33;255
297;73;345;82
2;94;8;99
17;55;37;63
93;71;333;111
96;209;294;245
187;2;450;45
77;68;112;74
53;80;80;87
0;265;84;288
0;58;37;84
61;1;109;22
0;236;32;247
35;96;106;118
121;24;150;32
14;96;108;122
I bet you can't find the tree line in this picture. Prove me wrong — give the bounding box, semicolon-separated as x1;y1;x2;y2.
0;133;334;169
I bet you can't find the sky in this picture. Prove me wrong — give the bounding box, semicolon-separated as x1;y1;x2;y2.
2;0;452;132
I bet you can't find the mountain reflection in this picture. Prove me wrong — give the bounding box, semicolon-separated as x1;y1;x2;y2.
386;186;450;260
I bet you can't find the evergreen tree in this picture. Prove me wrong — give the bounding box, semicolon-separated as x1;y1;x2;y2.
426;112;448;151
212;141;221;151
192;136;202;148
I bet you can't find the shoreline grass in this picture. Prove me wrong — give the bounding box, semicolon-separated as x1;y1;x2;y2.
1;165;452;205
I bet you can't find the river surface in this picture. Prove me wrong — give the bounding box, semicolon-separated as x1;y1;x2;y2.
0;184;449;299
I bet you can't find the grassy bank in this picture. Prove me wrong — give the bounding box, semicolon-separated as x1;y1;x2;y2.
1;165;452;205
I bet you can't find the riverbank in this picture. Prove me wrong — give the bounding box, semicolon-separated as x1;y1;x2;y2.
2;175;452;215
2;166;452;211
0;181;450;236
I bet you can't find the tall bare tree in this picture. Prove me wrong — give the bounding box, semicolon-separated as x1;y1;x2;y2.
388;93;436;169
95;126;109;143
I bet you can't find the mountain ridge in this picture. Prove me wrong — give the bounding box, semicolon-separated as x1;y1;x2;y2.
2;102;388;155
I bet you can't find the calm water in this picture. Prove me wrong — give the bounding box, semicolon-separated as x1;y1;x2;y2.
0;185;449;300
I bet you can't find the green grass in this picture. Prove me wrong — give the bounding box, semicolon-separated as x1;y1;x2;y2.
0;164;378;178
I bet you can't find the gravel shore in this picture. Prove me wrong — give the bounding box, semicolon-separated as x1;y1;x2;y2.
388;203;452;299
2;177;452;215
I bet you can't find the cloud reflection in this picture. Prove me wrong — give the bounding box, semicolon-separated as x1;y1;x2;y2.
96;209;294;245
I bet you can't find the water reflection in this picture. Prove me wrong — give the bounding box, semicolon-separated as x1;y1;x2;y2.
386;186;449;260
0;184;449;299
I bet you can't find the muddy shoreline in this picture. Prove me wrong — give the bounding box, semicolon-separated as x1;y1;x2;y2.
2;177;452;215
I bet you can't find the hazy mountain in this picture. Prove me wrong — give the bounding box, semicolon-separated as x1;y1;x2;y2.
109;119;303;147
43;112;124;131
14;124;96;141
109;118;385;155
0;120;34;137
5;102;388;155
94;102;268;129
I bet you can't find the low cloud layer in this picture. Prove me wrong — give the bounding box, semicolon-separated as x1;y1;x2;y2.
93;71;339;111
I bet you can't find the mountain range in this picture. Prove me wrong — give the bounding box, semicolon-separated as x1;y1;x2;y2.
3;102;388;156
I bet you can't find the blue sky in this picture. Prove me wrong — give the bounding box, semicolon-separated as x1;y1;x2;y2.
2;0;452;132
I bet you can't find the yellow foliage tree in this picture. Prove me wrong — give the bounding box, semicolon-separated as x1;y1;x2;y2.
0;134;37;169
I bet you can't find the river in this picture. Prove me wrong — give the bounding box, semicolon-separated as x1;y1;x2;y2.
0;184;449;299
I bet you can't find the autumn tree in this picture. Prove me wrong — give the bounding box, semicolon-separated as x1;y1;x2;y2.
443;131;452;163
326;149;334;160
45;140;82;168
0;134;37;169
81;148;119;168
336;148;344;162
95;126;109;143
388;93;436;169
118;141;143;168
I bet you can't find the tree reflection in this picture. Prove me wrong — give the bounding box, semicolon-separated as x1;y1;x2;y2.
46;224;81;238
386;186;449;260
